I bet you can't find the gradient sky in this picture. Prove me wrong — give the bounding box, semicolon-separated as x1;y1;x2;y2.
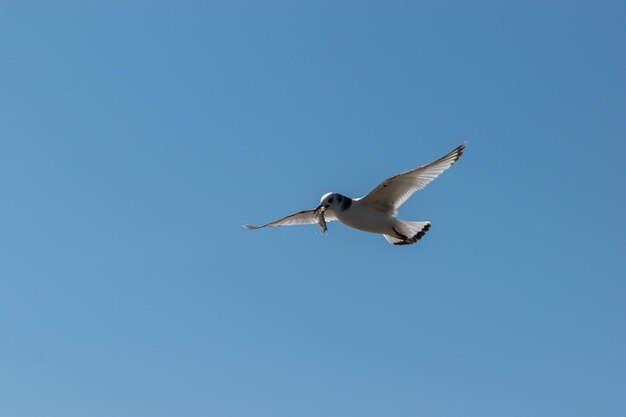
1;1;625;417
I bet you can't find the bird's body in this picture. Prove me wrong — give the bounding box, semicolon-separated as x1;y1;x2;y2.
243;144;465;246
331;199;395;235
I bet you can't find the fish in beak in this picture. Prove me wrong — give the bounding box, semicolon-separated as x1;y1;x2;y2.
314;204;328;216
314;204;329;233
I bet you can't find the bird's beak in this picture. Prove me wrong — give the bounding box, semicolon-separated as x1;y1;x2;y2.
314;204;329;216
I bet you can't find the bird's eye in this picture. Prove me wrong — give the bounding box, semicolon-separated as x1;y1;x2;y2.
328;197;334;203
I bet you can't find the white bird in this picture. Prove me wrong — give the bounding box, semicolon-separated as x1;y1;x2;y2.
243;144;465;245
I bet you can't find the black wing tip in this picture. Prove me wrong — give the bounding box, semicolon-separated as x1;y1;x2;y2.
393;222;432;246
453;143;466;162
435;143;466;167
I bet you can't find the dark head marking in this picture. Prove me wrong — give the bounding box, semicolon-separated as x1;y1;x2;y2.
328;197;334;204
337;195;343;202
340;196;352;211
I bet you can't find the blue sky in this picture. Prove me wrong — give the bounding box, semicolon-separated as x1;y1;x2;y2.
1;1;625;416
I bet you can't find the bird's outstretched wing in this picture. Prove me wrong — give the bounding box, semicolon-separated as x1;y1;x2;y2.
360;144;465;214
243;209;337;229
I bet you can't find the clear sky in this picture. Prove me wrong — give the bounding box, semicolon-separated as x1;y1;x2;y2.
1;1;625;416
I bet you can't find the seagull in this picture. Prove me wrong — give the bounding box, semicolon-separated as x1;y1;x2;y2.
243;144;465;245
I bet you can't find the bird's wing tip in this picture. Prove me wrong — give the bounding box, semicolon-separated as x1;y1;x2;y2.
454;143;466;160
242;224;266;229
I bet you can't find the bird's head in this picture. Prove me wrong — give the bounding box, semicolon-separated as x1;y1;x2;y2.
314;192;346;215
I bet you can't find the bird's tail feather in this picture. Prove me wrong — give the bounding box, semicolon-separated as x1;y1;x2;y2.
384;221;431;246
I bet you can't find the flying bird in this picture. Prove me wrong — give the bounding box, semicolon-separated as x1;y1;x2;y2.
243;144;465;245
